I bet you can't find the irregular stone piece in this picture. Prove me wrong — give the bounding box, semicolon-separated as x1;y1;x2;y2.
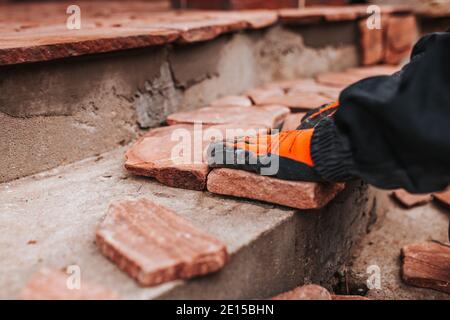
166;105;290;129
19;268;118;300
393;189;432;208
96;198;228;287
358;17;384;65
346;65;401;77
401;242;450;294
288;79;341;100
272;284;332;300
125;124;265;190
253;92;332;111
331;295;370;300
210;95;253;108
281;113;305;132
245;87;285;105
433;188;450;209
207;168;345;210
384;15;418;65
316;71;365;88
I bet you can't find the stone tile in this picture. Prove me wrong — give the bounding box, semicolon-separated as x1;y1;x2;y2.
346;65;401;77
210;95;253;108
331;295;370;300
401;242;450;294
19;268;119;300
125;124;265;191
384;15;418;65
279;6;369;25
358;17;384;66
281;113;305;132
96;198;228;287
272;284;331;300
245;87;285;105
166;105;290;129
433;188;450;209
207;168;345;210
393;190;432;208
287;79;341;100
315;71;365;89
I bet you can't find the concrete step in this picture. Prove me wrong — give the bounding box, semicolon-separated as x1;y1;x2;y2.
0;146;380;299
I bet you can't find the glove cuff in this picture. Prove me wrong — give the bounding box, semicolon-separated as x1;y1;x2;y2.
311;117;355;182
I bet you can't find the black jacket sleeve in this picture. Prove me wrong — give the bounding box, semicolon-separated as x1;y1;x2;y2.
316;31;450;194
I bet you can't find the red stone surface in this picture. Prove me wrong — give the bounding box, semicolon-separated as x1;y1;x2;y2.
384;15;418;65
331;295;370;300
166;105;290;129
246;87;285;105
358;17;384;66
19;268;119;300
272;284;332;300
433;188;450;209
346;65;401;78
125;124;265;190
207;168;345;209
96;198;228;287
315;71;365;88
210;95;253;108
401;242;450;294
279;6;369;24
281;113;305;131
287;79;341;100
393;190;432;208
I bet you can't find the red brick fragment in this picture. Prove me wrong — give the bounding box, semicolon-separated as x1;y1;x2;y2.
96;198;228;287
210;95;253;108
384;15;418;65
166;105;290;129
125;124;265;190
401;242;450;294
273;284;332;300
207;168;345;210
358;17;384;65
19;268;119;300
433;188;450;209
393;190;432;208
281;113;305;132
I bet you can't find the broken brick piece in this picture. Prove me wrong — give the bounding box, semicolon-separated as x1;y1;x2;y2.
331;295;370;300
384;15;418;65
207;168;345;210
19;268;119;300
358;17;384;65
96;198;228;287
125;124;264;190
393;189;432;208
210;95;253;107
401;242;450;294
273;285;332;300
433;188;450;209
281;113;306;132
166;105;290;129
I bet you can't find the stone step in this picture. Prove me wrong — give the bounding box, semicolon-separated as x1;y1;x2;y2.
0;146;379;299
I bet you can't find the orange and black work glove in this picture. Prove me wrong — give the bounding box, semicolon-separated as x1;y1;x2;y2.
208;114;355;183
299;101;340;130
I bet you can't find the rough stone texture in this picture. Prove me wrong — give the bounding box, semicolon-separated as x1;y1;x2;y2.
287;79;341;100
19;268;119;300
401;242;450;294
433;189;450;209
249;89;333;111
384;15;418;65
246;87;285;104
272;284;331;300
358;17;384;65
125;124;264;190
331;294;370;300
316;71;365;88
281;113;305;131
393;190;432;208
347;193;450;300
207;168;345;210
346;65;401;77
96;198;228;287
279;6;369;25
210;95;253;107
166;105;290;128
0;150;378;299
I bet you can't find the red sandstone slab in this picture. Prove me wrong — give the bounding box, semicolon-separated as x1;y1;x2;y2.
210;95;253;108
125;124;266;190
393;190;432;208
166;105;290;129
384;15;418;65
207;168;345;210
331;295;370;300
281;113;305;132
272;285;331;300
346;65;401;78
210;10;279;29
433;188;450;209
96;198;228;287
358;17;384;66
287;79;341;100
279;6;368;25
246;87;285;105
19;268;118;300
401;242;450;294
316;71;365;88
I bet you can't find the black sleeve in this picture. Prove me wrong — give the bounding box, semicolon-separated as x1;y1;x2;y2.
332;31;450;193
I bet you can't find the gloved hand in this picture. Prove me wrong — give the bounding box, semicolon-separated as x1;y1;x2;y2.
208;101;354;182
